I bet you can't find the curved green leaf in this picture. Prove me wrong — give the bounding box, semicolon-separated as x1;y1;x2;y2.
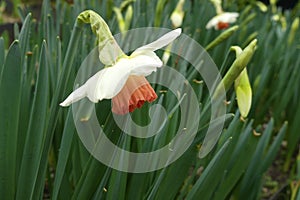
0;40;21;199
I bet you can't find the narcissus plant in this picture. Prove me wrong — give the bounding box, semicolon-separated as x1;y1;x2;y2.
60;10;181;115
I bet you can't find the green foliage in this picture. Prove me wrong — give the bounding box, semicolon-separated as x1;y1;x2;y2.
0;0;299;199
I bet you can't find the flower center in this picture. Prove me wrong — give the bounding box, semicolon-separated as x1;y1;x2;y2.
217;22;230;30
112;75;157;115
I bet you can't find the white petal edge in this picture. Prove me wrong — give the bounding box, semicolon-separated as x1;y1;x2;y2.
221;12;239;23
129;51;163;76
206;16;219;29
59;84;87;106
133;28;182;54
59;70;106;106
95;54;162;100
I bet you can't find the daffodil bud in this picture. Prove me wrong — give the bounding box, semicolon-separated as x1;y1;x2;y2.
113;4;133;33
230;46;242;56
210;0;223;15
270;0;277;5
231;46;252;118
170;0;185;28
213;39;256;103
242;31;258;47
270;0;277;13
255;1;268;12
162;43;172;64
288;17;299;45
280;16;287;31
155;0;167;27
124;5;133;31
77;10;125;66
240;13;256;28
205;25;239;51
234;67;252;118
113;7;126;33
216;39;256;94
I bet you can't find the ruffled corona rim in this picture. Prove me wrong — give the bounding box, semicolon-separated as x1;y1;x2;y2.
112;76;157;115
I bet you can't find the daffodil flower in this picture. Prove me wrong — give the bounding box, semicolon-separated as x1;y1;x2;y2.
60;28;181;115
170;0;185;28
206;12;239;30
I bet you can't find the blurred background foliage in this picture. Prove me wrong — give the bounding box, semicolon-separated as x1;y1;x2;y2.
0;0;300;199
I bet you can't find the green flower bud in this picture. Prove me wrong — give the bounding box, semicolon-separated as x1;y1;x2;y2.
256;1;268;12
235;68;252;118
288;17;299;45
213;39;257;100
170;0;185;28
205;25;239;51
222;39;257;91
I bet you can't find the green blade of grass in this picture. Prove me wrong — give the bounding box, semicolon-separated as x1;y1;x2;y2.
0;40;21;199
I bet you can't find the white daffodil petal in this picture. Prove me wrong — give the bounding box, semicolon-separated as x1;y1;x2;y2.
206;17;219;29
95;54;162;100
59;84;88;106
129;51;163;76
133;28;181;53
60;70;107;106
94;61;132;100
84;69;108;102
222;12;239;23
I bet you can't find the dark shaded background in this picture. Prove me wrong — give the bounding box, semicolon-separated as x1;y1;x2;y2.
260;0;299;9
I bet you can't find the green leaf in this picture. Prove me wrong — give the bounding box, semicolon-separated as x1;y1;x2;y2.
0;40;21;199
72;157;106;200
106;135;130;200
212;121;258;199
18;13;32;58
33;20;83;196
236;119;274;198
151;146;197;200
16;41;49;199
186;138;233;199
52;109;75;200
0;37;4;79
262;122;287;171
205;25;239;51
